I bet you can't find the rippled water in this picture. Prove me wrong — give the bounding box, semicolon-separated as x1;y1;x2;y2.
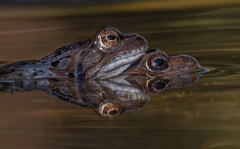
0;5;240;149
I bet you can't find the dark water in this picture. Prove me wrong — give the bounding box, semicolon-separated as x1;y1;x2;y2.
0;4;240;149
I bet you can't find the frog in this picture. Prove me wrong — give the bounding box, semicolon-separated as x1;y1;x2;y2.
123;49;209;76
0;26;148;80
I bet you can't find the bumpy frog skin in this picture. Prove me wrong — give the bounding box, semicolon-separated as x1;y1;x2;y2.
0;26;148;80
0;71;202;119
123;49;209;76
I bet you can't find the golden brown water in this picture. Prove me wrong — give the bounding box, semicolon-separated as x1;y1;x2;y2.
1;3;240;149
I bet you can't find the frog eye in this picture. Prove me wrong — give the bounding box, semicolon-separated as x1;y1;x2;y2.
147;79;168;93
100;31;120;48
99;103;122;119
146;55;168;72
106;34;117;40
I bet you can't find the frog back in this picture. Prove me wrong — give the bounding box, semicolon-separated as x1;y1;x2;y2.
40;40;89;63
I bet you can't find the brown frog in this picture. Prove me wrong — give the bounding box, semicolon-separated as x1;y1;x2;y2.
123;49;209;76
0;26;148;80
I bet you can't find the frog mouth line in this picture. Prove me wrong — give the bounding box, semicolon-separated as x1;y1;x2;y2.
86;44;148;79
101;46;147;73
93;46;147;78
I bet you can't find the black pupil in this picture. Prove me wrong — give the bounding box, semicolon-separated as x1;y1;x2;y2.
153;58;165;68
153;81;165;91
109;110;118;115
106;35;116;40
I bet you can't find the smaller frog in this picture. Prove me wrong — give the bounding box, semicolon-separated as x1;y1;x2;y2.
0;26;148;80
123;49;209;76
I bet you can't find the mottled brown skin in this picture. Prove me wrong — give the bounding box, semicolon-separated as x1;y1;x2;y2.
0;71;201;119
123;49;208;76
0;26;148;80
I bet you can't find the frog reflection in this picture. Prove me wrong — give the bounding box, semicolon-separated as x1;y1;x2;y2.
0;72;202;119
0;26;148;80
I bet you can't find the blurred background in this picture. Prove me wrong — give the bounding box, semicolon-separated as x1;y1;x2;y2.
1;0;240;149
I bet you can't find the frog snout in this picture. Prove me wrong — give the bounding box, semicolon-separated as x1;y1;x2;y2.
169;55;203;72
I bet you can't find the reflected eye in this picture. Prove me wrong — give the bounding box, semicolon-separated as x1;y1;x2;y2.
153;81;166;90
146;55;168;72
99;103;122;119
100;31;120;48
147;79;168;93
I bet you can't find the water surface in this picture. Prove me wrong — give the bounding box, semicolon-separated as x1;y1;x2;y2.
0;4;240;149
